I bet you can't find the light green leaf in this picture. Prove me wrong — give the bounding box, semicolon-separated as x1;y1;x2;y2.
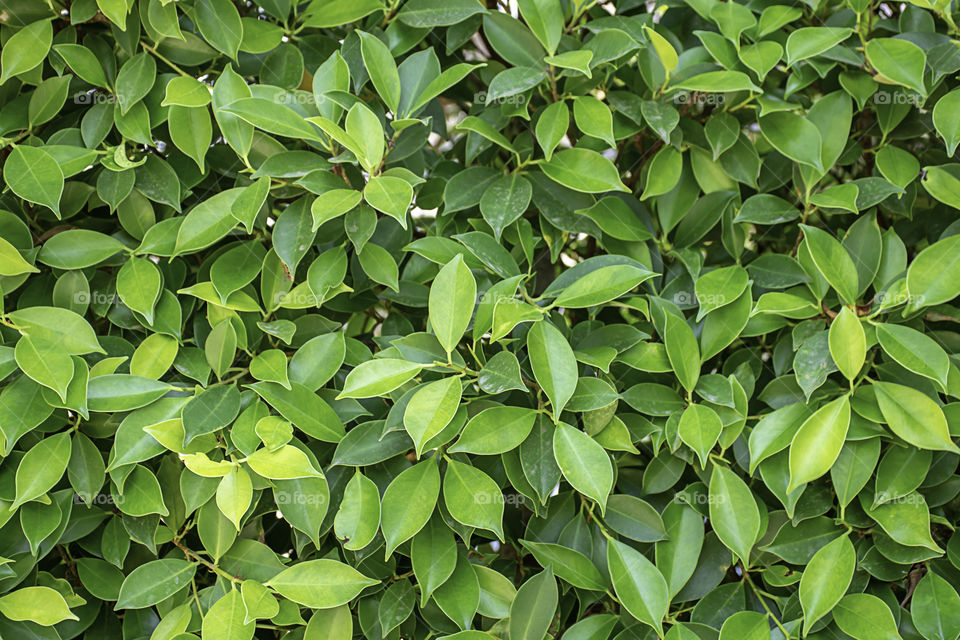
527;321;578;421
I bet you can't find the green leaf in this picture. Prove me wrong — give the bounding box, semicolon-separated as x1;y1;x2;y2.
607;539;669;637
357;242;399;292
509;567;557;640
673;70;761;93
381;458;440;557
448;406;537;455
664;311;700;393
575;196;654;242
799;533;855;635
862;490;941;551
116;560;196;609
873;381;958;452
788;395;850;492
527;321;578;421
785;27;853;65
303;0;386;27
429;255;477;358
800;224;859;304
479;174;532;241
520;539;606;591
265;560;378;608
487;67;546;104
0;587;77;626
540;149;630;193
358;31;401;113
573;96;616;148
535;101;569;161
116;53;156;115
865;38;927;96
195;0;244;59
404;376;462;457
709;464;760;567
759;113;823;171
876;322;949;389
655;501;704;597
553;421;613;513
411;516;457;607
828;306;866;380
910;571;960;640
718;612;769;640
933;89;960;155
364;176;412;228
246;382;344;443
554;264;655;309
0;19;53;85
117;257;162;324
202;589;255;639
833;594;904;640
397;0;486;27
906;232;960;312
694;265;749;321
223;98;322;141
517;0;563;55
338;358;423;398
678;404;722;468
246;445;323;479
443;459;504;539
334;470;381;551
3;146;64;216
640;146;682;200
53;44;109;87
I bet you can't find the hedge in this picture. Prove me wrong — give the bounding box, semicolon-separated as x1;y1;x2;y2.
1;0;960;638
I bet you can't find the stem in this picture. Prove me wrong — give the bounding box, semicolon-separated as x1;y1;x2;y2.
744;571;792;639
171;538;241;584
142;42;193;79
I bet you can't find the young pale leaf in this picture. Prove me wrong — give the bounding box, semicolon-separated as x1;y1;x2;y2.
265;560;378;608
788;395;850;492
403;376;462;457
338;359;423;398
873;381;958;452
677;404;722;468
828;306;866;381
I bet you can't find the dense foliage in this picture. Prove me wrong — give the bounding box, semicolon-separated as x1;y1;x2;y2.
2;0;960;638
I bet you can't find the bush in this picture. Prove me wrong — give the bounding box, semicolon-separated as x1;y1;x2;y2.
2;0;960;638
